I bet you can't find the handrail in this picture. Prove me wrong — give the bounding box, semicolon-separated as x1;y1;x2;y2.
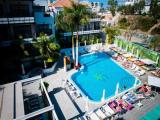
14;106;54;120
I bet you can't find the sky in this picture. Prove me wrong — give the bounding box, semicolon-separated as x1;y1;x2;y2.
80;0;126;7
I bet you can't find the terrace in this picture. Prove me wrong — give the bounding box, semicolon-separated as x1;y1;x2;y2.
0;43;160;120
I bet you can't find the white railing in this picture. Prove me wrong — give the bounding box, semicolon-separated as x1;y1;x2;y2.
14;78;59;120
14;106;54;120
90;18;101;22
0;17;34;24
63;29;101;36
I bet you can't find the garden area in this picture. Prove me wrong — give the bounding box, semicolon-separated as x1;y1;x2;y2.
114;38;160;67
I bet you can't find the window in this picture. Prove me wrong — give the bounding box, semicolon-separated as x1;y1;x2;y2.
44;12;50;17
13;25;32;39
34;6;45;12
10;4;30;17
0;4;4;17
36;24;52;36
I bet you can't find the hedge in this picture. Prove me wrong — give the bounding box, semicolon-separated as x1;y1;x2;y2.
114;38;160;67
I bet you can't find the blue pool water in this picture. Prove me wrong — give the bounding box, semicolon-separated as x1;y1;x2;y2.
71;52;140;102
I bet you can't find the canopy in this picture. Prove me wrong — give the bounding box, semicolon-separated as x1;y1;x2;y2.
140;59;156;65
148;76;160;88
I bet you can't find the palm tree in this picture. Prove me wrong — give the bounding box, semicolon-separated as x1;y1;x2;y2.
56;11;76;64
104;26;120;44
62;1;91;67
34;32;60;65
91;2;94;7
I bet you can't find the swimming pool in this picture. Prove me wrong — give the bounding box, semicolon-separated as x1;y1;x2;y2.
70;52;141;102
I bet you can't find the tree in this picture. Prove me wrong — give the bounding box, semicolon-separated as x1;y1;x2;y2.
101;3;103;8
108;0;117;16
34;32;60;64
62;1;90;67
95;2;98;7
56;10;76;64
104;26;120;44
91;2;94;7
149;0;160;19
118;4;134;15
134;0;145;14
148;35;160;51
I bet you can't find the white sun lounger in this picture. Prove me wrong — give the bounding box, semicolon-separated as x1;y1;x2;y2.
131;64;136;70
95;109;107;119
135;70;145;76
88;112;100;120
78;116;87;120
133;66;140;72
103;105;115;116
106;105;115;115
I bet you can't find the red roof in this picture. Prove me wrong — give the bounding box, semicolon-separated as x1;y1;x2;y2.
49;0;72;8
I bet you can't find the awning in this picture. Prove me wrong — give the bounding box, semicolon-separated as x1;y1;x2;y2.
140;59;156;65
148;75;160;88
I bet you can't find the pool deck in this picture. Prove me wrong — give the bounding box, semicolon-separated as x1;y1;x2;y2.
0;46;159;120
41;51;160;120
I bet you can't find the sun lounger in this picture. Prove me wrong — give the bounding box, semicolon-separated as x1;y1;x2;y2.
131;64;136;70
135;69;145;76
122;94;137;104
104;104;116;115
116;99;133;110
136;101;143;109
134;60;145;66
87;112;100;120
102;104;115;116
151;69;160;77
108;100;118;112
69;85;76;91
95;109;107;119
78;116;88;120
133;66;140;72
141;64;156;71
70;90;81;99
136;94;145;99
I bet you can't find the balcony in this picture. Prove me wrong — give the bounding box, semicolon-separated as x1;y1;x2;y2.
63;30;101;36
90;18;101;22
0;17;34;24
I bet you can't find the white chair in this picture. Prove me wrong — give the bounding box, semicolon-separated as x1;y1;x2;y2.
95;109;107;119
88;112;100;120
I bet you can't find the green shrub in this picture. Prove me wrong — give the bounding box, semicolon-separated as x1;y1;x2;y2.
118;18;130;29
114;38;160;67
137;17;157;32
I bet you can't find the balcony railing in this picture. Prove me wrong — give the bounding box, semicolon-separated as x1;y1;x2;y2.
0;17;34;24
63;30;101;36
90;18;101;22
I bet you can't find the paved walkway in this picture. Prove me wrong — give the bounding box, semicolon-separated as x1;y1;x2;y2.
0;87;4;118
0;83;14;120
39;49;159;120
